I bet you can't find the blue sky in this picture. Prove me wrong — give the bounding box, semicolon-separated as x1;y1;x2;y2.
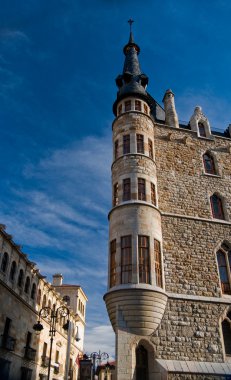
1;0;231;357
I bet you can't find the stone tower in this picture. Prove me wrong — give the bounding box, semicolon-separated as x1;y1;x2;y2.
104;26;231;379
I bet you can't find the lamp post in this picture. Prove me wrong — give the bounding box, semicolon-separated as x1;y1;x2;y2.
89;351;109;379
33;306;70;380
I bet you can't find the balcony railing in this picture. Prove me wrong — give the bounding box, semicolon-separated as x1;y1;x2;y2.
24;346;36;361
41;356;50;367
54;365;60;374
0;334;16;351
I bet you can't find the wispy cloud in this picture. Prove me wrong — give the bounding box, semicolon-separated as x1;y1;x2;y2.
84;325;115;358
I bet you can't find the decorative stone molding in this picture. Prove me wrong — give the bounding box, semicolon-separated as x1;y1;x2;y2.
190;106;212;138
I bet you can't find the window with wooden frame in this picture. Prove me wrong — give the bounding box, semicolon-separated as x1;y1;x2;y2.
113;183;119;206
118;104;122;116
114;140;119;160
203;153;216;175
138;178;146;201
144;104;148;114
210;194;225;220
198;122;206;137
110;239;116;287
138;236;150;284
154;239;163;287
135;100;141;111
151;183;156;206
123;134;130;154
148;138;153;159
136;134;144;154
222;311;231;355
124;100;131;112
217;243;231;295
123;178;131;201
121;235;132;284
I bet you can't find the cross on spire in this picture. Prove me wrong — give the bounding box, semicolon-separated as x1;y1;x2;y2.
128;18;134;32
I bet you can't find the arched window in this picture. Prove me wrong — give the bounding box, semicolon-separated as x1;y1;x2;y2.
203;153;216;175
1;252;9;273
31;283;36;299
136;345;149;380
18;269;24;287
37;289;41;305
198;122;206;137
42;294;46;308
63;295;70;306
210;194;225;220
48;299;51;309
24;276;30;294
222;311;231;355
9;261;17;281
217;243;231;294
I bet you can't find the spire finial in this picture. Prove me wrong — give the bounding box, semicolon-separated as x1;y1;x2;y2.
128;19;134;32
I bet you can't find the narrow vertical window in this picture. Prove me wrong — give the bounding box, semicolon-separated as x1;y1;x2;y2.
222;312;231;355
198;122;206;137
137;134;144;154
123;178;131;201
31;283;36;300
138;236;150;284
37;289;41;305
135;100;141;111
151;183;156;206
121;236;132;284
138;178;146;201
114;140;119;160
110;239;116;287
217;249;231;294
203;153;216;174
18;269;24;287
210;194;225;220
9;261;17;281
113;183;118;206
154;239;163;287
1;252;9;273
118;104;122;115
125;100;131;112
42;295;46;308
24;276;30;294
144;104;148;114
148;139;153;159
123;134;130;154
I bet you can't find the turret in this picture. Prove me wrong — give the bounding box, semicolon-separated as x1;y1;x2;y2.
104;22;168;380
163;89;179;128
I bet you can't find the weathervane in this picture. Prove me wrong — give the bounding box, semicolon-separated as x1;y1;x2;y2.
128;18;134;32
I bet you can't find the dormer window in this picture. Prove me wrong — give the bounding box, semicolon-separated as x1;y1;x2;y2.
125;100;131;112
198;122;206;137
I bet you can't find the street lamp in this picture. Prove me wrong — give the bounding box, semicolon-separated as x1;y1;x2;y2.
33;306;70;380
89;351;109;379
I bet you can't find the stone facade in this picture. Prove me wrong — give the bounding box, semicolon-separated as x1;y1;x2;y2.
104;31;231;380
0;225;87;380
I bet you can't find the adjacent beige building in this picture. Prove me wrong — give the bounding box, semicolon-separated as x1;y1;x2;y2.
0;224;87;380
104;29;231;379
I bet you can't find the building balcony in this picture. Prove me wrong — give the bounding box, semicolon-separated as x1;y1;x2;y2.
41;356;49;367
24;346;36;361
53;364;60;374
0;334;16;351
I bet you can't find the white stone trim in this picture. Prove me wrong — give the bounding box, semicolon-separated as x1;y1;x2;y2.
161;211;231;225
167;291;231;304
156;358;231;375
